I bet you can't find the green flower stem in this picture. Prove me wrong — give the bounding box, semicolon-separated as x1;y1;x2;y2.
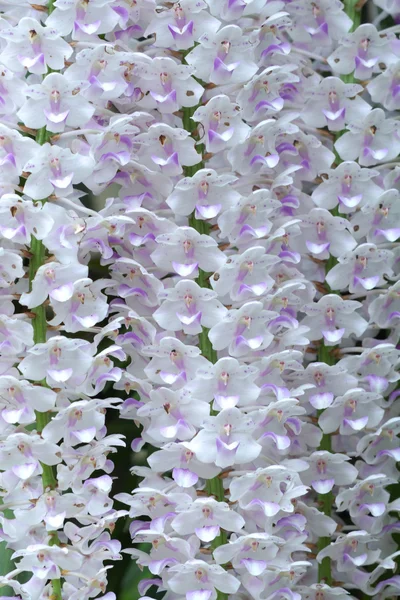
0;505;16;596
316;343;335;585
25;119;61;598
28;232;58;488
183;102;227;600
30;124;58;491
341;0;362;83
344;0;362;33
316;1;362;585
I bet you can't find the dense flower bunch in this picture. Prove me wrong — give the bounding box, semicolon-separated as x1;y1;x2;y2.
0;1;399;600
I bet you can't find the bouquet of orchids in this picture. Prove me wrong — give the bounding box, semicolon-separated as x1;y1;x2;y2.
1;0;400;599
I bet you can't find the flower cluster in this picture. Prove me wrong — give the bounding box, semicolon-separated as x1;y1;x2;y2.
0;1;399;600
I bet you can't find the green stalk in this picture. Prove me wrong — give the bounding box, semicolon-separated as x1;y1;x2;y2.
26;125;62;599
316;343;335;585
344;0;362;33
0;505;16;596
316;0;362;585
341;1;362;83
182;101;227;599
182;102;217;365
31;123;58;486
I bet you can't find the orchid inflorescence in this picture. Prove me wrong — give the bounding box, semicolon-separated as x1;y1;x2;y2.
0;1;399;600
